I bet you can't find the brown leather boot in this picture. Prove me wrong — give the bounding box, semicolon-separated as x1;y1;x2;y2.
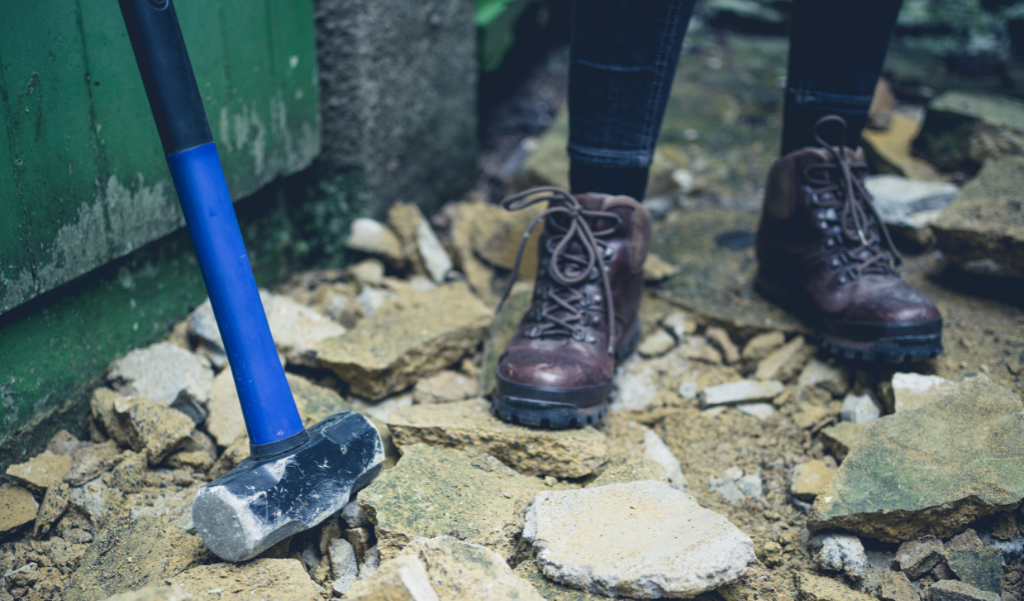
756;116;943;362
493;187;650;428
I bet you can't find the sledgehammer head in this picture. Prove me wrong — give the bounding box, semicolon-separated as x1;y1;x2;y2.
192;411;383;562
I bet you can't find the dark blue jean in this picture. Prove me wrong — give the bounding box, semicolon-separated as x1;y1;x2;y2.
568;0;905;200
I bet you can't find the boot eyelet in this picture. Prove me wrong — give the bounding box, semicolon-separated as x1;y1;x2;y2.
817;221;829;230
830;258;840;268
837;275;848;285
527;326;542;338
604;246;615;260
826;239;836;247
572;329;586;342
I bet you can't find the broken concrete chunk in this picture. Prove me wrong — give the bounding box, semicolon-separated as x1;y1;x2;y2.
927;580;1001;601
742;331;785;361
349;258;385;287
896;534;946;578
791;460;837;501
864;174;959;245
637;329;677;358
0;484;38;537
126;399;195;465
755;336;812;382
344;554;439;601
932;156;1024;277
677;336;723;364
412;370;476;404
47;430;83;456
171;559;321;601
892;372;955;412
705;326;740;364
810;532;868;578
106;342;213;424
737;402;776;420
643;252;680;281
387;400;608;478
515;559;613;601
329;537;360;595
797;359;850;396
524;481;755;599
316;283;491;400
945;547;1003;595
66;517;209;601
347;217;405;266
820;422;870;462
67;477;110;528
358;445;534;561
6;450;72;494
97;586;194;601
416;220;453;283
795;572;875;601
398;536;545;601
700;379;784;407
879;571;920;601
946;529;983;551
34;480;70;538
660;311;696;339
341;498;370;529
840;392;882;424
388;202;429;276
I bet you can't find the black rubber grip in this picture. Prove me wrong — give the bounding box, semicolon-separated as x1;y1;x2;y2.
118;0;214;155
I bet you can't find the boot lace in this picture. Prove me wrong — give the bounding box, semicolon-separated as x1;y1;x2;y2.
495;186;622;354
804;115;902;285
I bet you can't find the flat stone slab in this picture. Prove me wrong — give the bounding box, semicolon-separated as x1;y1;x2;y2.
810;375;1024;542
932;156;1024;276
523;480;755;599
892;372;955;412
316;283;491;400
386;400;608;478
928;580;1001;601
700;379;784;408
649;210;808;337
6;450;72;493
359;444;535;562
0;484;38;537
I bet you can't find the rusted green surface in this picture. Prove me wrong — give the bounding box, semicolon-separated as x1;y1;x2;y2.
0;0;320;314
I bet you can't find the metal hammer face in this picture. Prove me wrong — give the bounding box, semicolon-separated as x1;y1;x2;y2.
192;411;384;562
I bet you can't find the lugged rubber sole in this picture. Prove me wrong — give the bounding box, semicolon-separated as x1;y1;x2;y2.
492;325;641;429
755;272;943;363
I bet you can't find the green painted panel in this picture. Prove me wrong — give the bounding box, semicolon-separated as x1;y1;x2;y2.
267;0;321;174
1;0;104;308
0;0;320;315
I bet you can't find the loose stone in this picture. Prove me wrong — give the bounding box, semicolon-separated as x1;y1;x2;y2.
840;392;881;424
6;450;72;494
316;283;491;399
641;426;686;490
797;359;851;396
346;217;405;266
637;329;676;358
896;536;946;578
736;402;776;420
524;481;755;598
344;554;439;601
397;536;545;601
892;372;954;412
349;258;385;287
795;572;875;601
358;445;534;561
329;537;360;595
741;331;785;361
810;532;868;578
125;399;195;465
945;547;1003;595
927;580;1001;601
587;459;668;489
705;326;740;364
412;370;477;404
661;311;696;339
34;480;70;538
106;342;213;423
416;219;454;283
791;460;837;501
0;484;38;537
755;336;812;382
819;422;870;462
879;571;920;601
386;399;608;478
811;376;1024;542
700;379;784;407
717;561;785;601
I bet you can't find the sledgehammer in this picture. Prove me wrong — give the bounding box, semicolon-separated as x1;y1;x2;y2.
118;0;383;562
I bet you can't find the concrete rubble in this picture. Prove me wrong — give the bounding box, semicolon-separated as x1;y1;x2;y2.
385;399;609;478
524;481;755;598
106;342;214;424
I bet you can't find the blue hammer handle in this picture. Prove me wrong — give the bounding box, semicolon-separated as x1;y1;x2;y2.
119;0;307;456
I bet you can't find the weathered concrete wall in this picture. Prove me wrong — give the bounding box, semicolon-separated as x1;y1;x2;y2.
315;0;478;217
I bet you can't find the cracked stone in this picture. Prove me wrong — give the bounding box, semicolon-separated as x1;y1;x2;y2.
0;485;38;537
412;370;477;404
387;400;608;478
945;547;1003;595
524;481;755;598
33;480;70;538
346;217;405;267
316;283;491;400
897;536;946;579
637;329;677;358
358;445;534;561
810;532;868;578
879;571;919;601
927;580;1001;601
125;399;194;465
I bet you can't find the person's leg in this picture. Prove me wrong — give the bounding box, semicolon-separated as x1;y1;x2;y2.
568;0;696;200
781;0;904;153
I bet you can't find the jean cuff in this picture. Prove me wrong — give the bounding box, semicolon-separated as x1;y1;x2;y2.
566;143;654;170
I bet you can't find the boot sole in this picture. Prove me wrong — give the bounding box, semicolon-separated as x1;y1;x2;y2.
755;272;943;363
492;325;641;429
